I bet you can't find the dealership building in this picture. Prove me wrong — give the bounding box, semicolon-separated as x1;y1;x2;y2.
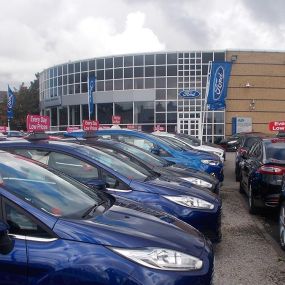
39;50;285;142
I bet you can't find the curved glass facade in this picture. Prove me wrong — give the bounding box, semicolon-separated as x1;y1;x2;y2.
39;51;226;142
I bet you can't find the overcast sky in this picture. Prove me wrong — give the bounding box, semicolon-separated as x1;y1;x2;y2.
0;0;285;90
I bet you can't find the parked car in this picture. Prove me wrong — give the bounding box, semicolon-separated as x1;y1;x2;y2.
218;132;266;152
0;139;222;242
65;129;224;182
152;132;225;161
235;134;268;182
239;138;285;214
0;150;214;285
70;137;221;194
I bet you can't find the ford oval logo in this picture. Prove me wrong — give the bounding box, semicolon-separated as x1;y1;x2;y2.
213;66;224;101
179;90;200;99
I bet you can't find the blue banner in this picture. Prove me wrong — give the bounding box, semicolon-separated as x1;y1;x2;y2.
7;85;15;119
207;62;232;110
88;76;96;119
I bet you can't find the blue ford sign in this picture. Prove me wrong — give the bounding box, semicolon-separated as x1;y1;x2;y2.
213;66;224;101
207;62;232;110
179;90;200;99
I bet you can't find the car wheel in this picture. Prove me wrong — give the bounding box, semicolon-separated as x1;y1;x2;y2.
248;184;258;214
279;202;285;250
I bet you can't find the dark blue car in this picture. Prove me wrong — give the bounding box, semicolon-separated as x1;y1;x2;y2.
0;139;222;242
0;151;214;285
65;129;224;182
66;137;220;194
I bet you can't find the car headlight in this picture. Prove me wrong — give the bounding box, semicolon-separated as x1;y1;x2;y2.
214;151;222;157
228;140;238;144
181;177;212;188
109;247;203;271
201;159;220;166
163;195;214;209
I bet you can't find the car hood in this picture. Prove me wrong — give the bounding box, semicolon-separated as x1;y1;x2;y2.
53;197;205;256
197;145;224;155
130;177;219;202
175;149;220;161
160;165;219;185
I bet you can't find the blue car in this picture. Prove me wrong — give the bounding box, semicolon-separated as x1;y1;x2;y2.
72;137;221;195
0;139;222;242
65;129;224;182
0;151;214;285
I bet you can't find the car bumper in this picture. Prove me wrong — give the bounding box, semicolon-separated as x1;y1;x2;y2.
178;205;222;243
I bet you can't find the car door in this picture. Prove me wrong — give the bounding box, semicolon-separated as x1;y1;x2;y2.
0;196;28;285
2;198;69;285
241;142;262;194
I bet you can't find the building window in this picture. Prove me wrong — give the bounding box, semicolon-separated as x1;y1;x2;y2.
114;57;123;68
115;102;133;124
145;54;154;65
97;103;113;124
134;101;154;123
124;56;133;67
156;54;166;65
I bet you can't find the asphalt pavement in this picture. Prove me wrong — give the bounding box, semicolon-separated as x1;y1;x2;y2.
214;152;285;285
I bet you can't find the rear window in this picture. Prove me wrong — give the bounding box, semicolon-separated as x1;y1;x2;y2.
265;142;285;162
243;137;259;148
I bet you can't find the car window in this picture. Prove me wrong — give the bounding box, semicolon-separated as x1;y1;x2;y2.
265;142;285;161
4;201;51;238
48;152;99;181
248;142;258;157
76;145;148;181
243;137;259;148
13;149;50;164
117;144;166;167
0;156;103;218
101;170;130;190
116;135;155;152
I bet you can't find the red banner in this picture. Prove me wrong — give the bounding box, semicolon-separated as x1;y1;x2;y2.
269;121;285;131
82;120;99;131
67;126;80;132
0;126;7;133
112;115;121;124
26;115;50;133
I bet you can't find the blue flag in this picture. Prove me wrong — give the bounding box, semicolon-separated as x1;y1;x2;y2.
207;62;232;110
88;76;96;119
7;85;15;119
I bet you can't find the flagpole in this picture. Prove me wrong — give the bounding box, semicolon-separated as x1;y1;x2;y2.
201;61;212;142
88;76;91;120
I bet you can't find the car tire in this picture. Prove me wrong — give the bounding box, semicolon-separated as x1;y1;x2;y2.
279;202;285;250
248;184;258;214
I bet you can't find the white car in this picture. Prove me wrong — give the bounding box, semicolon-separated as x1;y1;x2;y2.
152;132;225;162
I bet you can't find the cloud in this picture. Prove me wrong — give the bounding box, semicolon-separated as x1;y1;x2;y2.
0;0;285;89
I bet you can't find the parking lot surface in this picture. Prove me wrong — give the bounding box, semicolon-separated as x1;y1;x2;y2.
214;152;285;285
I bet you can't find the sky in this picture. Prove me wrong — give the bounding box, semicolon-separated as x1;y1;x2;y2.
0;0;285;90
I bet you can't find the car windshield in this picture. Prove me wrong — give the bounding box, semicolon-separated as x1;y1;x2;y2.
265;141;285;162
0;155;104;219
158;136;192;151
148;134;183;151
76;145;148;181
116;143;167;167
176;134;201;146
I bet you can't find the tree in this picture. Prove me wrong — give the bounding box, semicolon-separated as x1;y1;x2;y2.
0;74;39;130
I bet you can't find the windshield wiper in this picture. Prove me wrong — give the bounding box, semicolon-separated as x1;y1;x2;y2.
82;202;104;218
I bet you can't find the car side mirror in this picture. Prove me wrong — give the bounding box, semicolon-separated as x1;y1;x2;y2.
86;179;107;190
0;221;14;255
151;147;160;155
